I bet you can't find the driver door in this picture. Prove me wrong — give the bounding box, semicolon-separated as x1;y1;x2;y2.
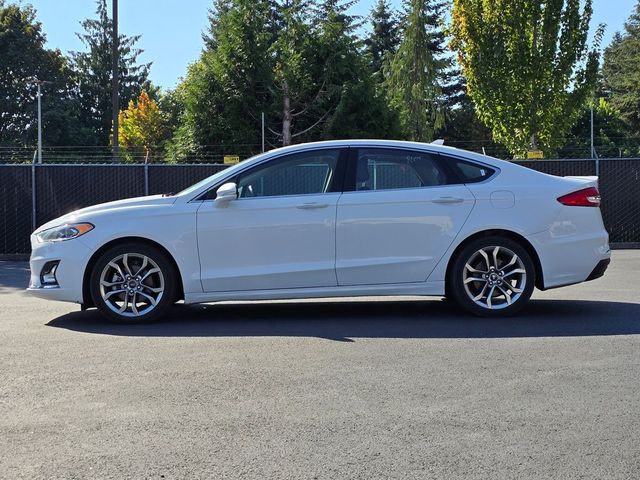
197;148;344;292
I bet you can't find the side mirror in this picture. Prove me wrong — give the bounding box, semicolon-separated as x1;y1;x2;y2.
215;182;237;204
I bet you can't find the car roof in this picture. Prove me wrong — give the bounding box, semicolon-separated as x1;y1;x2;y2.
263;139;513;170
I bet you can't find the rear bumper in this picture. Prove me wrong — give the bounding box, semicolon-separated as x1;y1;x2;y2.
586;258;610;282
527;228;610;289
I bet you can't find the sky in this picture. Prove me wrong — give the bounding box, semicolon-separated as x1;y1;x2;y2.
14;0;639;90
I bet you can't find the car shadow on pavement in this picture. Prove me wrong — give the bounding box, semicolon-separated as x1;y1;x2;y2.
46;298;640;341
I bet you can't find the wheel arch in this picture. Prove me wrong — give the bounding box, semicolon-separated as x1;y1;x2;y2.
82;236;185;307
444;229;544;294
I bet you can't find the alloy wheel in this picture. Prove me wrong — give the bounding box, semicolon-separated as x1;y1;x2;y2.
462;245;527;310
98;253;165;317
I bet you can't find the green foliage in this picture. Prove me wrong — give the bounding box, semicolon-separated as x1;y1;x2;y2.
270;0;317;145
167;52;232;161
171;0;400;159
70;0;152;146
321;0;403;141
601;2;640;136
0;1;89;149
450;0;604;157
6;0;634;161
439;94;504;155
560;97;639;158
171;0;274;161
118;90;168;162
202;0;233;50
384;0;447;142
323;76;403;139
366;0;400;76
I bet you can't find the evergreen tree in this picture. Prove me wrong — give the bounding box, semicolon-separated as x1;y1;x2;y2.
601;2;640;136
172;0;403;156
425;1;465;112
384;0;447;142
202;0;233;50
323;72;403;139
365;0;400;76
71;0;152;146
318;0;401;139
270;0;317;146
313;0;357;22
171;0;274;159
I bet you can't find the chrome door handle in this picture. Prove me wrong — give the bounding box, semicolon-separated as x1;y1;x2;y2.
296;202;329;209
432;197;465;205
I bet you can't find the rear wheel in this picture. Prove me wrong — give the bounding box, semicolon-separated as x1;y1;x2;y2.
89;243;177;323
449;236;535;317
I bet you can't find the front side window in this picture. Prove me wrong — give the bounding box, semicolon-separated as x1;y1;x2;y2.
354;149;452;191
237;149;339;198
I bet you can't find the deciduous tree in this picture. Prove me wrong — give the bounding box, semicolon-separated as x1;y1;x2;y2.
118;90;167;162
450;0;603;157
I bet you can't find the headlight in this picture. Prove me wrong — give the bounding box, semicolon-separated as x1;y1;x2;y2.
35;223;94;243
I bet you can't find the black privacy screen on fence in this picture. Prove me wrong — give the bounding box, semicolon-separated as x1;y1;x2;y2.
0;166;32;256
0;159;638;254
1;164;227;254
515;159;640;244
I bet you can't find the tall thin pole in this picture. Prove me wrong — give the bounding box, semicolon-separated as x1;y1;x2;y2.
36;81;42;164
261;112;265;153
590;104;595;159
112;0;119;161
590;103;600;177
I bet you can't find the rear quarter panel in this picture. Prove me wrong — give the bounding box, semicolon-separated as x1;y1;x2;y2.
426;163;604;287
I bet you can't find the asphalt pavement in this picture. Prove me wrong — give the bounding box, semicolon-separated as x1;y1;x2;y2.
0;251;639;479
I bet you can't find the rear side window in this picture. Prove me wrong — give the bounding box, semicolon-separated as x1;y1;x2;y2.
444;156;496;183
354;149;453;191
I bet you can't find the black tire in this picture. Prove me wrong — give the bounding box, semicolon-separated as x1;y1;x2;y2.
89;243;177;323
449;236;535;317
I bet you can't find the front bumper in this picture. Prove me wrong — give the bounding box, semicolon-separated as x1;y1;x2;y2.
26;236;94;304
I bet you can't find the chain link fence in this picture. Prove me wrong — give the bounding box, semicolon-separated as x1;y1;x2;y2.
1;159;638;255
0;145;263;164
3;138;640;164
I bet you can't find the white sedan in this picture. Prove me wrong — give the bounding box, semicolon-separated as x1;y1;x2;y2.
27;140;611;322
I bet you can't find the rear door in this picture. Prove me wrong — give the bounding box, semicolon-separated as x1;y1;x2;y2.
335;147;476;286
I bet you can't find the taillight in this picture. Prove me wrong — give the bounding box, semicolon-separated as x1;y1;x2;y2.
557;187;601;207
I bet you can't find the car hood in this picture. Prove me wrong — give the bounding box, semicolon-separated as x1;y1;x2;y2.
35;195;177;233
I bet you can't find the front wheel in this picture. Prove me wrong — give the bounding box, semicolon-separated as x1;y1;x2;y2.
449;236;535;317
89;243;177;323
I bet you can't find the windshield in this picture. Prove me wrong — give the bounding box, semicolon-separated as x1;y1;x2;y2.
175;152;270;197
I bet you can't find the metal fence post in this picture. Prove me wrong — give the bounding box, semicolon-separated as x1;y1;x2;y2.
144;163;149;196
31;162;37;232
